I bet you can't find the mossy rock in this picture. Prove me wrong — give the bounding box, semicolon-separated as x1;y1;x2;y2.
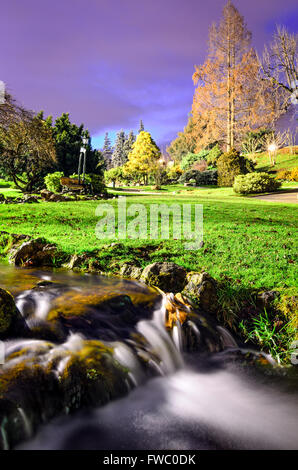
0;288;17;335
119;263;142;280
60;341;128;408
10;238;58;267
140;262;187;293
182;271;218;314
275;288;298;339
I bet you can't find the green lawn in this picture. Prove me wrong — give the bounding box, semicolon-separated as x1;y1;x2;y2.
0;184;297;291
254;150;298;173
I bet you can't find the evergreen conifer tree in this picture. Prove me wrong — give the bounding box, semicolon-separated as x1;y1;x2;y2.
102;132;113;169
138;120;145;133
112;130;126;167
123;130;136;160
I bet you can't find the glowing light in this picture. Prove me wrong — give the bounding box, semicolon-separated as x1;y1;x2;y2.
268;143;277;153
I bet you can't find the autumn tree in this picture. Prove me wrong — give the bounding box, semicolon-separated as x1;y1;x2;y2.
0;115;56;191
259;26;297;108
124;131;161;184
167;116;202;161
192;1;284;152
0;90;32;129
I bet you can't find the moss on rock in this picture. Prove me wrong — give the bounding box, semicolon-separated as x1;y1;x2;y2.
182;271;218;314
140;262;187;293
275;288;298;340
0;288;17;335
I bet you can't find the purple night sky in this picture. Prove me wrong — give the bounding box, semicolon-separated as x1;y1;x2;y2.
1;0;297;149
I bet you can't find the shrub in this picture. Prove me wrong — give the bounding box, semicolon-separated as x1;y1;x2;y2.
276;169;292;181
290;167;298;182
180;150;209;170
192;159;208;172
179;169;200;184
233;172;281;194
196;170;218;185
104;167;124;187
166;164;183;183
217;149;255;187
276;168;298;182
206;144;222;166
44;171;64;193
179;169;217;186
89;174;106;194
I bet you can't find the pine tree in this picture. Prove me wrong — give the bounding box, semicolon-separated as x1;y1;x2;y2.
138;120;145;134
123;130;136;161
102;132;113;169
112;130;127;167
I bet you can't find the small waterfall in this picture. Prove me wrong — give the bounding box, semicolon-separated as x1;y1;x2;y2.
17;408;32;439
216;326;238;348
0;419;9;451
7;265;293;451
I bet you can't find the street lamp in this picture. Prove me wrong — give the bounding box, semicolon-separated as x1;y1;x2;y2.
268;143;277;153
268;143;277;165
82;136;89;184
78;135;89;184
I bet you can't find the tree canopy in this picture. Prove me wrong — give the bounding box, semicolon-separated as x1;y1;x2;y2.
124;131;161;183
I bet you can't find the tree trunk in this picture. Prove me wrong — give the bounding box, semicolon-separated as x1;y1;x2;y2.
227;30;232;151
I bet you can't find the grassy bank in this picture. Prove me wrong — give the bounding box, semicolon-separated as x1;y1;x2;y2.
254;149;298;172
0;185;297;290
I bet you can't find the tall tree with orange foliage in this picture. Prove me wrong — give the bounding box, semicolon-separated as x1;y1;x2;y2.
192;1;284;152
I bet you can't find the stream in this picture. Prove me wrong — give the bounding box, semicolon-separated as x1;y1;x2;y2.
0;265;298;450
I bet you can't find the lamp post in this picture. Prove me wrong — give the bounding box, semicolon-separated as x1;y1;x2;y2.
268;143;277;166
78;135;89;184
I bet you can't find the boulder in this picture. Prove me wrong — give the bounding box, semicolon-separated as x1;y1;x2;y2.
0;288;17;335
119;263;142;280
182;271;218;313
140;262;187;293
40;189;53;201
10;238;58;267
21;195;39;204
257;290;279;310
48;193;65;202
66;253;91;270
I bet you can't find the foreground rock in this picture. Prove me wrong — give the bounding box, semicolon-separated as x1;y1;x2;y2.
0;288;28;339
0;288;17;336
182;271;218;314
140;262;187;293
10;238;59;267
0;338;128;449
119;263;142;280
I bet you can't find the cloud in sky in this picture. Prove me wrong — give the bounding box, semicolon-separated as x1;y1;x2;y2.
1;0;297;148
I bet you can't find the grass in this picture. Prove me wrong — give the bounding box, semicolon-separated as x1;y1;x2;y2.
239;309;296;364
0;184;297;291
253;150;298;173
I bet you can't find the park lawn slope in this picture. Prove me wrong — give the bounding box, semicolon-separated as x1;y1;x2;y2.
254;149;298;173
0;189;297;291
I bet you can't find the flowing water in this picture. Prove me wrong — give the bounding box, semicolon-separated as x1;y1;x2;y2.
0;265;298;450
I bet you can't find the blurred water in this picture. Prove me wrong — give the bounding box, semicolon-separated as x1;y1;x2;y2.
19;365;298;450
0;264;298;450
